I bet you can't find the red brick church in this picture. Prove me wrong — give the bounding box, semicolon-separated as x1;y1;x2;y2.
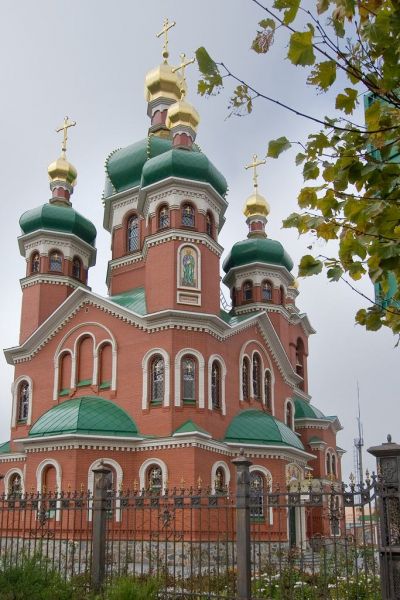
0;32;343;542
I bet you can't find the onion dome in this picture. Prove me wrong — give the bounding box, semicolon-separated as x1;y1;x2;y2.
29;396;139;438
145;62;185;106
243;190;270;219
48;156;77;187
165;98;200;145
20;203;97;246
223;237;293;273
224;409;304;450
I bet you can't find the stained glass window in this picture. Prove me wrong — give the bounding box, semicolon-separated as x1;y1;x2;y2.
215;467;225;494
242;357;250;400
49;251;62;272
252;354;261;400
127;215;139;252
243;281;253;301
262;281;272;301
9;474;22;498
250;472;264;518
72;257;81;279
332;454;337;477
147;465;162;494
264;370;272;411
182;204;195;227
182;357;196;402
18;381;29;422
31;253;40;274
159;206;169;229
151;357;164;404
211;361;221;410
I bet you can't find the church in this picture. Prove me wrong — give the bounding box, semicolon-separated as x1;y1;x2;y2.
0;22;343;542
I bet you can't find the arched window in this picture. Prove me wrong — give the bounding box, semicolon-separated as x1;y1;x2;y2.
31;252;40;274
151;356;164;404
215;467;226;494
182;203;195;227
77;336;93;387
72;256;81;280
206;212;213;237
250;471;264;518
331;454;337;477
280;285;285;305
158;205;170;229
243;281;253;301
182;356;196;403
326;452;331;476
127;215;139;252
99;343;112;389
295;338;305;390
59;352;72;396
252;353;261;400
264;370;272;412
242;357;250;400
147;465;163;494
8;474;22;498
211;361;221;410
49;251;62;272
17;381;29;422
285;401;293;430
262;281;273;301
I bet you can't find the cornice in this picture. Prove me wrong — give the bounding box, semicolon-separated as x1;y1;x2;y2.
18;229;97;267
223;262;293;288
0;453;26;463
20;275;90;292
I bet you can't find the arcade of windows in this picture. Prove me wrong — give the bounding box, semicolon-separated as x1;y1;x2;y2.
30;251;83;281
326;451;337;478
240;280;285;305
242;354;273;410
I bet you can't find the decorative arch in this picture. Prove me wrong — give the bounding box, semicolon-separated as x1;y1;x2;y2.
142;348;170;409
4;468;25;496
211;461;231;493
174;348;205;408
12;375;33;426
87;458;123;522
36;459;62;493
177;243;201;290
181;201;196;228
49;249;63;273
284;398;295;431
249;465;273;524
75;333;95;387
139;458;168;491
207;355;227;415
326;448;337;478
241;355;251;401
57;349;73;397
239;340;274;404
30;251;40;274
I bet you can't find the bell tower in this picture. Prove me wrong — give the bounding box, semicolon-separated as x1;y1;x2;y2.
18;118;97;343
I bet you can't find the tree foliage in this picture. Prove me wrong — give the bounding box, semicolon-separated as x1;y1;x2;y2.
196;0;400;336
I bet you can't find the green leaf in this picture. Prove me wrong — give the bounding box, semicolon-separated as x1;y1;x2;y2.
303;161;319;180
195;47;223;96
288;27;315;66
298;187;318;208
308;61;337;91
267;136;291;158
316;0;329;14
295;152;306;165
273;0;300;24
327;266;344;281
259;18;276;29
335;88;358;115
298;255;323;276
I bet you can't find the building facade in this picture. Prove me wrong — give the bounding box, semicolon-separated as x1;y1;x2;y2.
0;45;343;543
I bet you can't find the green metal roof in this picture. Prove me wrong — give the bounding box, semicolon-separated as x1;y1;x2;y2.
173;419;211;436
0;441;11;454
110;287;147;316
219;310;260;326
294;397;328;420
223;237;293;273
29;396;139;438
224;409;304;451
308;436;324;443
141;147;227;197
20;203;96;246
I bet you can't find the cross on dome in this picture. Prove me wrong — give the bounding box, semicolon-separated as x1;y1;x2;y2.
156;17;176;63
244;153;266;193
56;116;76;159
172;53;195;98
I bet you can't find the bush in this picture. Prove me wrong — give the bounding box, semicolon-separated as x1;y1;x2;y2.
103;577;160;600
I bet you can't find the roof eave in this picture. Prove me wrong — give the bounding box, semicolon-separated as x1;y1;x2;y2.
225;442;315;460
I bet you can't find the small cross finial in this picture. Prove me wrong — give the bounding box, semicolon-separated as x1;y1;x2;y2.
244;153;266;193
156;17;176;62
56;116;76;159
172;53;195;98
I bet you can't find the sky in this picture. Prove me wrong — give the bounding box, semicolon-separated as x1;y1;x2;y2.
0;0;397;479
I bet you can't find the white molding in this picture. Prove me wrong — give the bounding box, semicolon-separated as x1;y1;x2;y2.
249;465;273;525
141;348;170;408
11;375;33;426
19;230;96;267
139;458;168;491
207;354;227;415
211;461;231;493
174;348;205;408
4;467;25;495
87;458;123;522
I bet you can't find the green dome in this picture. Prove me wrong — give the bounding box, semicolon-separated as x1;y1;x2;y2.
105;136;172;196
29;396;139;438
141;147;227;197
224;409;304;450
294;397;326;420
20;203;96;246
223;237;293;273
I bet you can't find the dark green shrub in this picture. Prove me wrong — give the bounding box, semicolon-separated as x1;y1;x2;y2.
104;577;160;600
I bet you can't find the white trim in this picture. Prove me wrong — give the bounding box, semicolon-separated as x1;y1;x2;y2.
139;458;168;491
207;355;227;415
4;468;25;496
174;348;205;408
36;459;62;521
96;339;117;390
88;458;123;522
264;368;275;416
211;461;231;493
176;242;201;292
249;465;273;525
11;375;33;426
142;348;170;409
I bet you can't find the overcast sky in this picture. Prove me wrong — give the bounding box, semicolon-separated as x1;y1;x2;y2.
0;0;397;479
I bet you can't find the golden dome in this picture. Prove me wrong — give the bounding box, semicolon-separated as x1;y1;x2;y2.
165;98;200;132
48;156;77;186
243;191;270;218
145;62;186;104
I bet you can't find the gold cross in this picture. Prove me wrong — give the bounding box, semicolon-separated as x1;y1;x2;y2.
244;154;266;192
56;116;76;158
172;53;195;97
156;17;176;62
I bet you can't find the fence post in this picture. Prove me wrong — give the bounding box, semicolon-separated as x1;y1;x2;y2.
91;465;111;592
232;449;252;600
368;434;400;600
